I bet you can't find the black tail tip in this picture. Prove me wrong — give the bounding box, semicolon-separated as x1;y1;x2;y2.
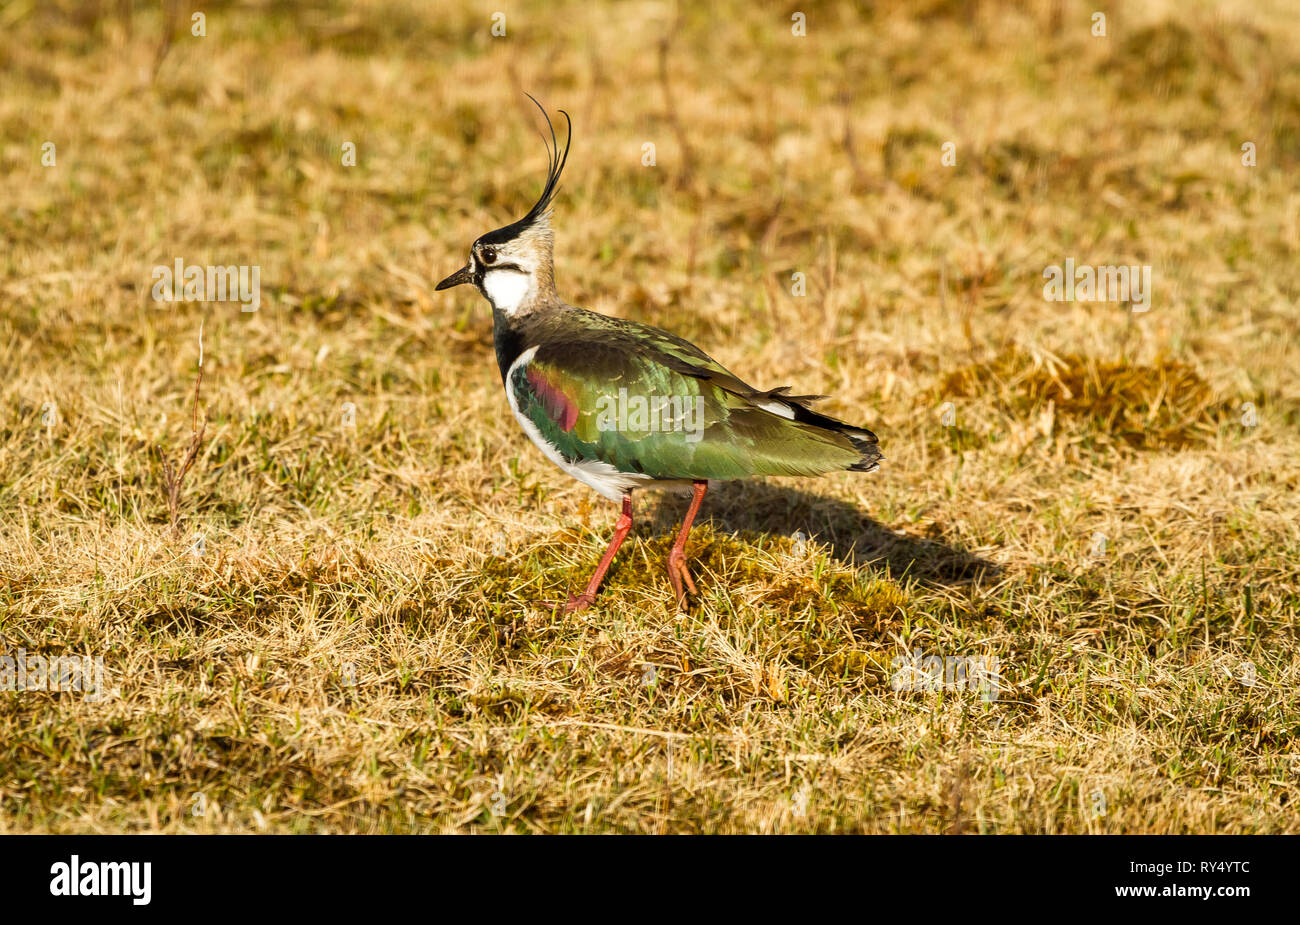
845;429;882;472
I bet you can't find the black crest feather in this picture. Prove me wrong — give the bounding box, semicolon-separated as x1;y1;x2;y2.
478;95;572;246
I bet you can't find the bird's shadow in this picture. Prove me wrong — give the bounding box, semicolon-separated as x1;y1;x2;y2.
645;480;999;586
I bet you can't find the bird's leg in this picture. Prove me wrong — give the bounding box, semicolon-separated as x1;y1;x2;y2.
666;480;708;611
564;492;633;614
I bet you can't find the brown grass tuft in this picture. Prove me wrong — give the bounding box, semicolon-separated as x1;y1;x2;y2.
941;348;1223;450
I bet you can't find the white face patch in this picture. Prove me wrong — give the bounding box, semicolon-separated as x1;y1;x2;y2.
482;268;533;315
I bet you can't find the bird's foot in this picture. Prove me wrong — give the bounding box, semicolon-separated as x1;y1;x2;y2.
666;548;697;612
561;591;597;614
538;592;595;616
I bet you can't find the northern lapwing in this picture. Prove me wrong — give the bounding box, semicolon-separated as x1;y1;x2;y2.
436;98;882;613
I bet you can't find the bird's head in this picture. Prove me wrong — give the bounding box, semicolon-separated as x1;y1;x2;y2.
436;96;571;316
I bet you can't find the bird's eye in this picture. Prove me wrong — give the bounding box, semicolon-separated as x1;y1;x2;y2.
480;246;497;265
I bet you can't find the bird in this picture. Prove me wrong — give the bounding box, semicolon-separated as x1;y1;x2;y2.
436;97;882;614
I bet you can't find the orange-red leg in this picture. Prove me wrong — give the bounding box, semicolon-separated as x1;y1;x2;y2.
564;493;633;613
666;481;708;611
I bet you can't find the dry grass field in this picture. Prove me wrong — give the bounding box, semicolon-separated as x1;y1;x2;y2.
2;0;1298;834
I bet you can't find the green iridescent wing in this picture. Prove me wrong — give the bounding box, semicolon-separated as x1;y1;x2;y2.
510;325;874;481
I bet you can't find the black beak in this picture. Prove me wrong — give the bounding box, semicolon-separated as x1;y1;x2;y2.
435;265;474;290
